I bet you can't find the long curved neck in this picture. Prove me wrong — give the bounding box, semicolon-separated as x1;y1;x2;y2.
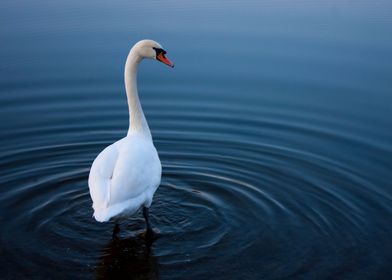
124;49;151;139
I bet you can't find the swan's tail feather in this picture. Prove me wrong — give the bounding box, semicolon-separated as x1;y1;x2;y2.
92;192;149;223
93;210;110;223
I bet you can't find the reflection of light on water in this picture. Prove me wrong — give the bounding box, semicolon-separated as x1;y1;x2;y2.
96;235;159;280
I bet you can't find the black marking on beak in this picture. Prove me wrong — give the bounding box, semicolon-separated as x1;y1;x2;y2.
153;47;167;58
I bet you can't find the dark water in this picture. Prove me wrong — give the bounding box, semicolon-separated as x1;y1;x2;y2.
1;0;392;279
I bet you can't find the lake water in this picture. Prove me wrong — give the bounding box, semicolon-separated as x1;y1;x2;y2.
1;0;392;279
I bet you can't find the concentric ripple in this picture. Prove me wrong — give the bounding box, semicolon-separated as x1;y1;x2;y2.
1;75;392;279
1;1;392;277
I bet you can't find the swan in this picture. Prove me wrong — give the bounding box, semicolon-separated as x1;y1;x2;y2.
88;39;174;236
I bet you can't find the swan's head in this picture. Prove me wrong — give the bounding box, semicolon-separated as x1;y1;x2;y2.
132;39;174;68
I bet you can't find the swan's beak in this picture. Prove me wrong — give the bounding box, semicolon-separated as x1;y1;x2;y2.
157;53;174;68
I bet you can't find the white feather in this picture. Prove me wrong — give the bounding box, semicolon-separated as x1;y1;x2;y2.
88;40;169;222
88;135;161;222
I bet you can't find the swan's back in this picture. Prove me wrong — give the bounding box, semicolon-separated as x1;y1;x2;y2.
88;135;161;222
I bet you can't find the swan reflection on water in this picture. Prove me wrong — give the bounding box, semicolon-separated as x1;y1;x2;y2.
95;233;159;280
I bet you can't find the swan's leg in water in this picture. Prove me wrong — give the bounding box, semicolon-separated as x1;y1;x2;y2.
141;207;159;244
143;207;152;232
112;223;120;239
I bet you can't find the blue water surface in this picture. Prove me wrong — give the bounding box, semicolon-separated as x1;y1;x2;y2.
0;0;392;279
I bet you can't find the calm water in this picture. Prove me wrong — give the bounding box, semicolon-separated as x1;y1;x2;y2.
1;0;392;279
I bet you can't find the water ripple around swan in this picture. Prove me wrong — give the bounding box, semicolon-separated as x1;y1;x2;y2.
1;1;392;277
1;79;391;279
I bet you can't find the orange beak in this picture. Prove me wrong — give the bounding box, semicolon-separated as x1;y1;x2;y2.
157;53;174;68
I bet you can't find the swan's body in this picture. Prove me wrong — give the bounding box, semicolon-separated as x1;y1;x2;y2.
88;40;173;229
89;135;161;222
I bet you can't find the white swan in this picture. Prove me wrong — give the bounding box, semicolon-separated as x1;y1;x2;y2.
88;40;174;234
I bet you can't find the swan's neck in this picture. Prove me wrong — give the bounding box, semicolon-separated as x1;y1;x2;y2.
124;50;151;139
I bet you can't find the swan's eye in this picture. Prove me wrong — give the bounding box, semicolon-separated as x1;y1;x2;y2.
153;47;167;57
